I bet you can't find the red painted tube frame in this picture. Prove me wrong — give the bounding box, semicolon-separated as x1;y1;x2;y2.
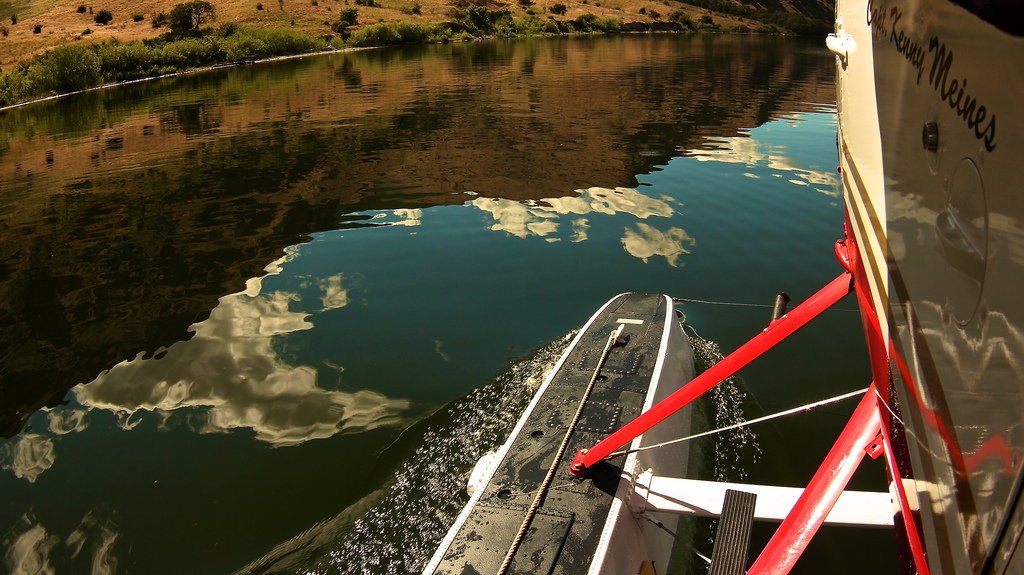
569;271;854;477
747;383;881;575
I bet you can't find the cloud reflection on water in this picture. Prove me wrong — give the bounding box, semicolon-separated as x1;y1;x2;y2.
685;134;839;197
622;223;696;267
0;435;55;483
4;510;120;575
72;252;410;447
470;187;693;266
471;186;678;240
4;521;57;575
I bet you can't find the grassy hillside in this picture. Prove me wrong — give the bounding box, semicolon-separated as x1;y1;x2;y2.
0;0;832;68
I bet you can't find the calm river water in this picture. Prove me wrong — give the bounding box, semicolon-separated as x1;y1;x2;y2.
0;35;897;574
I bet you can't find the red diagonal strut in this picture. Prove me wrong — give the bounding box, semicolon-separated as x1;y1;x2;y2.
747;383;881;575
569;271;854;477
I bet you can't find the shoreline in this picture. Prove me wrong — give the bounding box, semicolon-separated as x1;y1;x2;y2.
0;2;829;110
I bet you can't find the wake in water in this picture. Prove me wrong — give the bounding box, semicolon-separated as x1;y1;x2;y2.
234;330;761;575
233;334;576;575
687;334;762;483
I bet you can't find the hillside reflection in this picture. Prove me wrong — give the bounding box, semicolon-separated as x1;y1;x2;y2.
0;35;833;437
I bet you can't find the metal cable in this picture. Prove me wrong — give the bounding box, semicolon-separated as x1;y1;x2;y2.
673;296;858;312
640;511;712;565
609;387;869;459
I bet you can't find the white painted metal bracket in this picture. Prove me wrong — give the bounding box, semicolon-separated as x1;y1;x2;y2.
630;471;894;528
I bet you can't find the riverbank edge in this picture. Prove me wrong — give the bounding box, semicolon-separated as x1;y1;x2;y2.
0;45;372;112
0;25;796;112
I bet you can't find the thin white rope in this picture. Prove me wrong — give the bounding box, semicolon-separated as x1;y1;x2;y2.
672;296;858;312
610;387;870;458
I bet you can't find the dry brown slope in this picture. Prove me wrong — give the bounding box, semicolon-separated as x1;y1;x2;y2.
0;0;831;67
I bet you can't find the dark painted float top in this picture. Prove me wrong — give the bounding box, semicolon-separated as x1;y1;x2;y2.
428;293;677;575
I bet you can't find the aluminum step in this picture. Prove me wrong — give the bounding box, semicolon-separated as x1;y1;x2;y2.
708;489;757;575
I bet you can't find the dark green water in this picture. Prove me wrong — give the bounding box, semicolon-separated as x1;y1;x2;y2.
0;35;897;574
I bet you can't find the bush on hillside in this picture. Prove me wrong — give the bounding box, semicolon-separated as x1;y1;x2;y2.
133;13;144;22
512;15;548;35
549;3;567;15
333;7;359;33
0;66;31;106
31;44;101;94
168;1;215;35
159;37;223;68
346;20;450;46
448;6;512;35
33;24;42;33
570;12;621;31
77;5;87;13
221;27;325;60
97;41;155;82
95;9;113;25
668;9;693;29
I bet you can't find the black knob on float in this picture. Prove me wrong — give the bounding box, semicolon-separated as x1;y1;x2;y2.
923;122;939;152
771;293;791;322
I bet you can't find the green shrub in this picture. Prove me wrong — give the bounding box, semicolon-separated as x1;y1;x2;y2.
346;20;447;46
400;3;421;15
333;7;359;32
567;12;620;31
592;16;621;31
668;9;692;27
0;25;7;37
256;2;263;9
31;44;101;94
11;14;17;24
0;67;31;107
83;27;92;34
217;21;239;36
354;0;381;6
97;41;155;82
448;6;512;34
159;37;223;68
132;13;144;22
549;3;567;15
512;15;547;35
648;9;660;19
33;24;42;33
312;0;318;5
95;9;112;24
169;1;215;35
700;13;712;24
77;5;87;13
152;12;168;27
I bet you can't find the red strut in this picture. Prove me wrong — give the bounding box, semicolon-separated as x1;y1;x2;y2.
746;382;881;575
569;271;853;477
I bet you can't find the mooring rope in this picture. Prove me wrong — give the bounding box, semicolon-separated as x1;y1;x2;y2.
496;325;625;575
608;387;869;459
